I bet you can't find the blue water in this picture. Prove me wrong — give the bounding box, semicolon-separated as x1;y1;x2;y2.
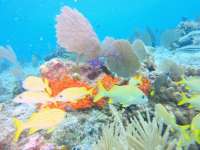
0;0;200;61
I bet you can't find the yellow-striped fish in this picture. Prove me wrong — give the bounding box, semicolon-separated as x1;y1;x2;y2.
13;108;66;142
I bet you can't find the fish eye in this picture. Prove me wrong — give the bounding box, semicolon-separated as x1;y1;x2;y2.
59;95;63;98
19;96;22;99
142;95;145;99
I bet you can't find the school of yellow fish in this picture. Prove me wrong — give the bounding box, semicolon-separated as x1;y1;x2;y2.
13;75;148;141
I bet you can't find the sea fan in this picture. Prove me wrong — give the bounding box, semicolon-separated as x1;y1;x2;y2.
56;6;101;61
158;59;184;81
130;28;154;46
0;45;18;64
102;37;141;78
132;39;150;61
160;29;181;49
0;45;24;80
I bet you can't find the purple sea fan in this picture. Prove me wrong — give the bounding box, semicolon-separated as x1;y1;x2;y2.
56;6;101;61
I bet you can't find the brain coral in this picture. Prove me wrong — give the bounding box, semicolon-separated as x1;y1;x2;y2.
56;6;101;61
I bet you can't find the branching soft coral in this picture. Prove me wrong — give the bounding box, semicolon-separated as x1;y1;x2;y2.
0;45;18;64
93;105;177;150
0;45;24;80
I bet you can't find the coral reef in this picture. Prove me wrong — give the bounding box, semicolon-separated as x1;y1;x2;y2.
150;73;185;103
51;109;109;149
1;5;200;150
40;58;104;84
93;105;177;150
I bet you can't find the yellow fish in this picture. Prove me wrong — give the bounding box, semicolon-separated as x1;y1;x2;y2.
185;76;200;94
155;104;177;128
13;91;54;105
55;87;93;102
191;113;200;144
155;104;193;147
13;108;66;142
94;78;148;107
178;93;200;110
22;76;52;95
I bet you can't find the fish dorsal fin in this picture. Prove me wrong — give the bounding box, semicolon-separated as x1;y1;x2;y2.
28;128;39;135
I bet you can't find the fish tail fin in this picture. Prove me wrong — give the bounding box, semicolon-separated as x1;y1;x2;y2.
178;93;189;105
93;81;107;102
13;118;24;142
178;125;191;141
88;88;94;96
176;78;186;85
43;78;52;96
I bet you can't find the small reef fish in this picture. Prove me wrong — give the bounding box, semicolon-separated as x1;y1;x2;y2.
178;93;200;110
185;76;200;93
94;78;148;107
55;87;93;103
22;76;52;95
155;104;193;147
155;104;177;128
14;91;54;105
178;76;200;94
191;113;200;144
13;108;66;142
